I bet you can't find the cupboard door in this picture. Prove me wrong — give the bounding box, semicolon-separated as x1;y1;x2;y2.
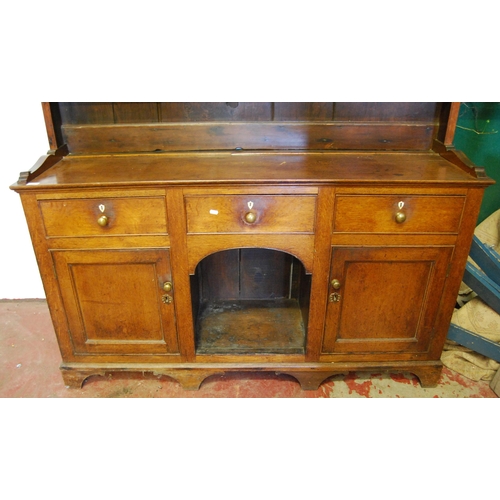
322;246;453;354
52;249;178;355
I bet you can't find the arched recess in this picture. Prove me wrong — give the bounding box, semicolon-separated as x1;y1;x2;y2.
190;247;312;355
186;235;315;275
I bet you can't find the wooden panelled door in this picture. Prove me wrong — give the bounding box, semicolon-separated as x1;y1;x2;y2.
322;246;453;355
52;249;179;355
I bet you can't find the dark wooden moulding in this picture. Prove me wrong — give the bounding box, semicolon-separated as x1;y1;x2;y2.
11;102;494;390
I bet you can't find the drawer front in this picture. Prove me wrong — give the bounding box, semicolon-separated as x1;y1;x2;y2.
40;196;168;237
185;195;317;234
333;193;465;234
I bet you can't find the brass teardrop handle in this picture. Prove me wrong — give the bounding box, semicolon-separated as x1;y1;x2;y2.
97;215;109;227
244;212;257;224
395;212;406;224
163;281;173;292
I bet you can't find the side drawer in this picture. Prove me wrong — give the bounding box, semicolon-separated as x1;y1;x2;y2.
39;195;168;237
333;192;466;234
185;194;317;234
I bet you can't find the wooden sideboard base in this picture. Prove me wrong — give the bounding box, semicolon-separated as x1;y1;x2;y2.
60;361;443;391
14;103;493;394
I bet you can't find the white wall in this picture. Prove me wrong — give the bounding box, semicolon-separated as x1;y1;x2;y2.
1;102;51;299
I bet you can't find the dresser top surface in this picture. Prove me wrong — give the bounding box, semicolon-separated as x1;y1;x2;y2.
17;150;487;190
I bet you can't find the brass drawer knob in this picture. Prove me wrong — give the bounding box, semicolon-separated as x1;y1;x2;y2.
331;279;341;290
395;212;406;224
244;211;257;224
97;215;109;227
163;281;173;292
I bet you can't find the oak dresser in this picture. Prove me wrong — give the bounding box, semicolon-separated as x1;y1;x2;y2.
10;102;494;390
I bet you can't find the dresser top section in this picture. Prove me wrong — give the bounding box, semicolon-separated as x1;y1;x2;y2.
44;102;452;154
13;102;494;190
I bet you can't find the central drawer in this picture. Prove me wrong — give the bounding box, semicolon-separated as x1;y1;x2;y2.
185;194;317;234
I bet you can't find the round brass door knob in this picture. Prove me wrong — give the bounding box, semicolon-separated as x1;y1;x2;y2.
331;279;341;290
395;212;406;224
163;281;173;292
97;215;109;227
244;211;257;224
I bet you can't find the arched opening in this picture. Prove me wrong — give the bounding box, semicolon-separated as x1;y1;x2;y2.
191;248;311;355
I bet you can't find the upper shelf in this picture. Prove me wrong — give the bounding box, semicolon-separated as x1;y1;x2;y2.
45;102;454;154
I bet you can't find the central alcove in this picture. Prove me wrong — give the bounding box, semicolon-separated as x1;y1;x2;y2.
191;248;311;355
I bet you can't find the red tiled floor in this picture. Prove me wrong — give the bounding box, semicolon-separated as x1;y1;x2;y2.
0;300;497;398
